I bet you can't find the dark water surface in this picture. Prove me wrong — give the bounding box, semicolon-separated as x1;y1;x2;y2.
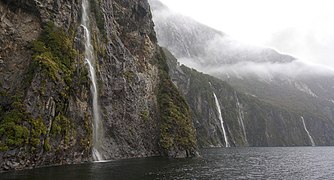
1;147;334;179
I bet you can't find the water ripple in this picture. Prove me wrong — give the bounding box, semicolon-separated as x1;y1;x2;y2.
1;147;334;179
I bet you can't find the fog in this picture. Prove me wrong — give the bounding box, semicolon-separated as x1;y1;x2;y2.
193;36;334;79
179;57;334;81
175;34;334;79
159;0;334;69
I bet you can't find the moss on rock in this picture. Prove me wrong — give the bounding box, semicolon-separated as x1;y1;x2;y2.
155;48;197;156
31;22;77;83
0;97;47;151
51;114;73;144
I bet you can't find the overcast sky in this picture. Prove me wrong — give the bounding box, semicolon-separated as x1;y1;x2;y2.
158;0;334;68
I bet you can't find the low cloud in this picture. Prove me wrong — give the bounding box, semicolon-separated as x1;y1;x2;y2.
179;57;334;82
151;0;334;81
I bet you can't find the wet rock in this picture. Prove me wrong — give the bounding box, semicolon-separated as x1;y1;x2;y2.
0;0;197;172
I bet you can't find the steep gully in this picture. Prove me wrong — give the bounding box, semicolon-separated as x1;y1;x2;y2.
235;92;248;145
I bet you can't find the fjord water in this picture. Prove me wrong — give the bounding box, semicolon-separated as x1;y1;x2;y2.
2;147;334;179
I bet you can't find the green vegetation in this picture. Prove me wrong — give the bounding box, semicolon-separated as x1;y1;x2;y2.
0;98;47;151
43;137;51;151
32;22;76;83
51;114;73;144
0;110;29;147
155;48;196;153
29;117;47;147
31;22;79;147
0;22;82;152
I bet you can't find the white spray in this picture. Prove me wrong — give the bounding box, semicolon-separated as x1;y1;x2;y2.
81;0;103;161
213;92;230;147
301;116;315;146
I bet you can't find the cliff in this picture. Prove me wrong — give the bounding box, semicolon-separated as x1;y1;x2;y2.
0;0;197;171
164;48;334;147
151;0;334;148
150;0;334;118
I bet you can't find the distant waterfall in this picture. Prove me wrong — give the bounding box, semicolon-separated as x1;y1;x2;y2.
235;93;247;144
301;116;315;146
213;93;230;147
81;0;103;161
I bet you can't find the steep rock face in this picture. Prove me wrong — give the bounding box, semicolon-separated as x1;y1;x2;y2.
0;0;197;171
151;0;334;147
164;48;334;147
0;0;91;171
97;0;161;160
150;0;334;128
98;0;196;160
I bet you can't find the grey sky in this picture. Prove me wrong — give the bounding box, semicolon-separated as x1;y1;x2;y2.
159;0;334;68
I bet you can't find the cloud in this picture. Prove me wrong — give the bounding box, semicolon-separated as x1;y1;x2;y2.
179;57;334;82
151;0;334;81
158;0;334;69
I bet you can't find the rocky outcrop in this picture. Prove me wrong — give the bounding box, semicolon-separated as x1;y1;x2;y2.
0;0;197;171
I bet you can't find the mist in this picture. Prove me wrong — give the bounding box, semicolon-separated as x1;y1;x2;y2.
176;35;334;80
158;0;334;69
180;57;334;81
150;0;334;82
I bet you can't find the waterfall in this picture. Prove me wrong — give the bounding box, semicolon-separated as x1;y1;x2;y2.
213;92;230;147
235;93;247;144
301;116;315;146
81;0;103;161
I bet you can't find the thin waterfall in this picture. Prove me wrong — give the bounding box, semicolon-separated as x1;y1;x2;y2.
235;93;247;144
213;92;230;147
301;116;315;146
81;0;103;161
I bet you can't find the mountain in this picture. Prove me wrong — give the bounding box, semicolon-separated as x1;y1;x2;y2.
150;0;334;147
0;0;197;171
164;48;334;147
1;0;334;172
150;0;295;67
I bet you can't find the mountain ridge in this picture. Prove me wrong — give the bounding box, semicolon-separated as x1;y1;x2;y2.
150;0;334;148
150;0;296;67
